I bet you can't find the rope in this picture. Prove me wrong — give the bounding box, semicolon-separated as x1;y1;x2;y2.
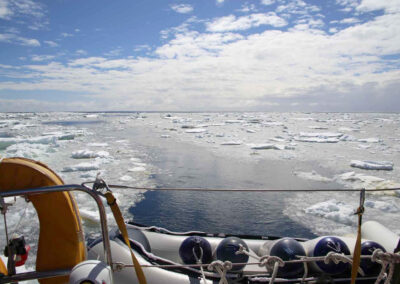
351;188;365;284
372;250;400;284
193;246;208;284
104;191;147;284
207;260;232;284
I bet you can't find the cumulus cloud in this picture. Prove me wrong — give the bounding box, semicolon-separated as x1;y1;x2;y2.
261;0;275;5
170;4;193;14
206;12;287;32
357;0;400;13
0;0;399;112
31;54;55;62
0;0;47;29
0;33;40;46
44;40;58;47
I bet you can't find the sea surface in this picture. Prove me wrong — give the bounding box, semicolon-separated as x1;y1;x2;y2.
0;111;400;274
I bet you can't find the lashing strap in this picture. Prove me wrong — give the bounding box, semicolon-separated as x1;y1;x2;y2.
351;189;365;284
104;191;147;284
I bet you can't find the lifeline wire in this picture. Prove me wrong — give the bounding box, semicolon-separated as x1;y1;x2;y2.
98;183;400;193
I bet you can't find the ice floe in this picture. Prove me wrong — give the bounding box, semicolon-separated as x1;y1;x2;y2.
221;141;242;146
294;132;343;143
5;143;56;158
71;150;110;159
336;172;400;195
350;160;394;171
128;166;146;172
305;199;354;225
119;175;134;182
62;162;100;172
249;143;293;150
364;200;400;213
294;171;333;182
185;128;207;133
358;138;381;143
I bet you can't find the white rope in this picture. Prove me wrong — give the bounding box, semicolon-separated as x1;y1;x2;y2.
372;249;400;284
193;246;208;284
207;260;232;284
324;251;365;276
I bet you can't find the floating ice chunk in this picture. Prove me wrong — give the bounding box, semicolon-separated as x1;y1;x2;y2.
221;141;242;146
225;120;242;124
181;125;196;129
5;143;56;158
71;150;110;159
185;128;207;133
263;122;284;127
84;114;98;118
340;135;356;142
128;167;146;172
305;199;354;225
308;126;328;130
294;136;340;143
339;127;360;132
364;200;400;213
80;209;100;223
41;131;76;140
336;172;400;196
0;136;58;150
269;136;286;142
119;175;134;182
160;135;171;138
62;162;100;172
294;171;332;182
79;171;99;179
338;171;384;183
248;118;262;124
246;129;256;133
249;143;288;150
357;144;371;149
358;138;381;143
350;160;393;171
88;142;108;147
298;132;343;138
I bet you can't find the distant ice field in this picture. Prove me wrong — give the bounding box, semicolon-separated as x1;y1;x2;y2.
0;111;399;273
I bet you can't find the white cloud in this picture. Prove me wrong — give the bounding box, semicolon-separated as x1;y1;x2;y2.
0;7;399;111
237;3;257;13
75;49;87;56
216;0;224;5
44;40;58;47
206;12;287;32
0;33;40;46
339;17;360;24
261;0;275;6
31;54;55;62
0;0;47;29
0;0;12;19
170;4;193;14
61;32;73;38
357;0;400;13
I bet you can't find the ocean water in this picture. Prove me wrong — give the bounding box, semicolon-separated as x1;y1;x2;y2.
0;111;400;273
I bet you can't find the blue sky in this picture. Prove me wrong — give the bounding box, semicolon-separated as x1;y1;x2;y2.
0;0;399;112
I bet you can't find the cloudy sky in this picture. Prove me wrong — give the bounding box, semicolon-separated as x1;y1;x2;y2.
0;0;399;112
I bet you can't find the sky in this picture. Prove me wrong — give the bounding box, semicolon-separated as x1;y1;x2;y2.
0;0;399;112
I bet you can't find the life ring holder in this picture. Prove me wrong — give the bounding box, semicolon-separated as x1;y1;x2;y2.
0;157;86;284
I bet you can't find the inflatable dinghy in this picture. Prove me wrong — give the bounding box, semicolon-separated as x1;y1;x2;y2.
0;157;399;284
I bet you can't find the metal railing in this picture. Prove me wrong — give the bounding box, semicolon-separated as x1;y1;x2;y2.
0;184;112;283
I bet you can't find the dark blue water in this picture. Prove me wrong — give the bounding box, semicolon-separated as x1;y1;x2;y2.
127;127;339;239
